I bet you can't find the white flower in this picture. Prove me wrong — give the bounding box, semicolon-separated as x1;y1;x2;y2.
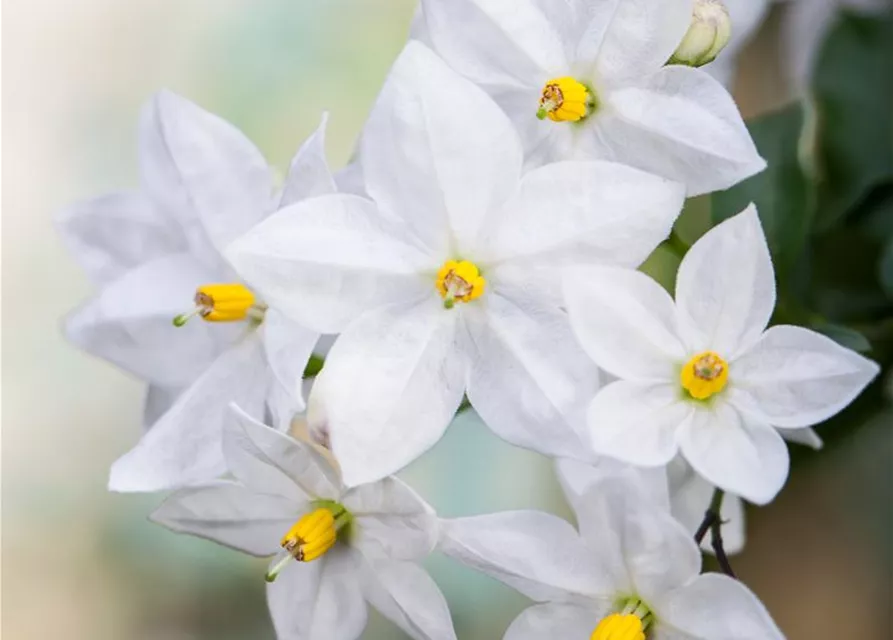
670;0;733;69
417;0;765;196
440;460;784;640
564;205;880;504
151;405;455;640
227;42;686;487
59;91;325;492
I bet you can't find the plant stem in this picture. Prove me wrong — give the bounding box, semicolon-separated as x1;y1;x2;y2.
693;488;737;578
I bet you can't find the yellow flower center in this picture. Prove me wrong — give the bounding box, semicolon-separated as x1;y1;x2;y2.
537;77;594;122
173;283;259;326
591;613;645;640
680;350;729;400
436;260;485;309
265;503;352;582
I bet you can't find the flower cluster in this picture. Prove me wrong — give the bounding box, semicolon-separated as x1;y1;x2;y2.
60;1;881;638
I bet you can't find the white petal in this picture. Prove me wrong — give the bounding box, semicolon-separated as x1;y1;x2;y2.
675;205;776;357
143;384;182;430
587;381;690;467
564;266;686;381
226;194;433;334
108;336;268;492
343;477;439;561
268;549;368;640
481;161;685;267
439;511;607;602
505;603;608;640
64;253;233;387
311;298;466;487
149;90;275;253
150;480;298;556
360;559;456;640
556;457;671;541
781;427;824;450
261;308;319;415
654;573;784;640
678;403;789;506
361;41;523;255
333;159;366;197
731;325;880;428
421;0;566;89
224;404;341;502
464;289;600;461
56;192;181;285
279;112;337;207
587;0;692;82
599;68;766;196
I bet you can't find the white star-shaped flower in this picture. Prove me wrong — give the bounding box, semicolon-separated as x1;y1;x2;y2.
152;405;455;640
441;459;784;639
417;0;766;195
59;91;326;492
564;205;880;504
227;42;686;487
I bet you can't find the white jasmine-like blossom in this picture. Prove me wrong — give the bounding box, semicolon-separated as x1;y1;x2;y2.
59;91;326;492
418;0;766;196
227;41;686;487
152;405;455;640
441;460;784;639
564;205;880;504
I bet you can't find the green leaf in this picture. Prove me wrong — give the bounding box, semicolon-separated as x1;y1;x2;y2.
712;103;813;281
881;238;893;300
812;322;872;353
813;11;893;229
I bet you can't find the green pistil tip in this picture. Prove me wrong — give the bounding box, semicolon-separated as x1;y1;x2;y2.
536;107;548;120
172;314;189;327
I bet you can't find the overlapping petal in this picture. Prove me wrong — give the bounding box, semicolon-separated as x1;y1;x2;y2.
261;309;319;416
504;603;608;640
279;113;337;207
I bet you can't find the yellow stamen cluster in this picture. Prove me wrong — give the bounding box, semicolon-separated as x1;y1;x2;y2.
680;350;729;400
537;77;593;122
591;613;645;640
173;283;257;326
281;507;338;563
436;260;485;309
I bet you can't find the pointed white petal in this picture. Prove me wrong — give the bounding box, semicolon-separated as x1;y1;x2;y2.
108;336;268;492
679;403;789;506
311;297;466;487
731;325;880;428
587;0;692;81
360;559;456;640
361;41;523;255
564;266;686;381
224;405;341;502
654;573;784;639
439;510;608;602
261;309;319;415
482;161;684;267
464;289;599;461
675;205;776;357
781;427;824;450
64;253;233;387
421;0;565;89
505;603;609;640
226;194;433;334
150;480;299;556
56;192;181;285
599;68;766;196
149;90;275;253
267;549;368;640
279;112;337;207
588;381;690;467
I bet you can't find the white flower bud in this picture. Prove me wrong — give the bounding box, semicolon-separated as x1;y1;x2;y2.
670;0;732;67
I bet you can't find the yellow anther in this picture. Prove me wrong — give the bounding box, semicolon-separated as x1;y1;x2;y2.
681;350;729;400
537;77;593;122
591;613;645;640
436;260;486;309
281;508;337;563
173;283;257;326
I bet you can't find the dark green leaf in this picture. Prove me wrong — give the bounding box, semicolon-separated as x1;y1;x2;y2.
881;238;893;300
812;322;872;353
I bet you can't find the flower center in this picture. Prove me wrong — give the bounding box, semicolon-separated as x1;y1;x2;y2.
680;350;729;400
173;283;263;326
591;599;652;640
536;77;594;122
436;260;485;309
265;502;352;582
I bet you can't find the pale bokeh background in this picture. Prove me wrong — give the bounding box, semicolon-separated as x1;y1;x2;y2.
3;2;891;639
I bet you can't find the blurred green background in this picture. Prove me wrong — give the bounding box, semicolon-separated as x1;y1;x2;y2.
3;1;891;639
